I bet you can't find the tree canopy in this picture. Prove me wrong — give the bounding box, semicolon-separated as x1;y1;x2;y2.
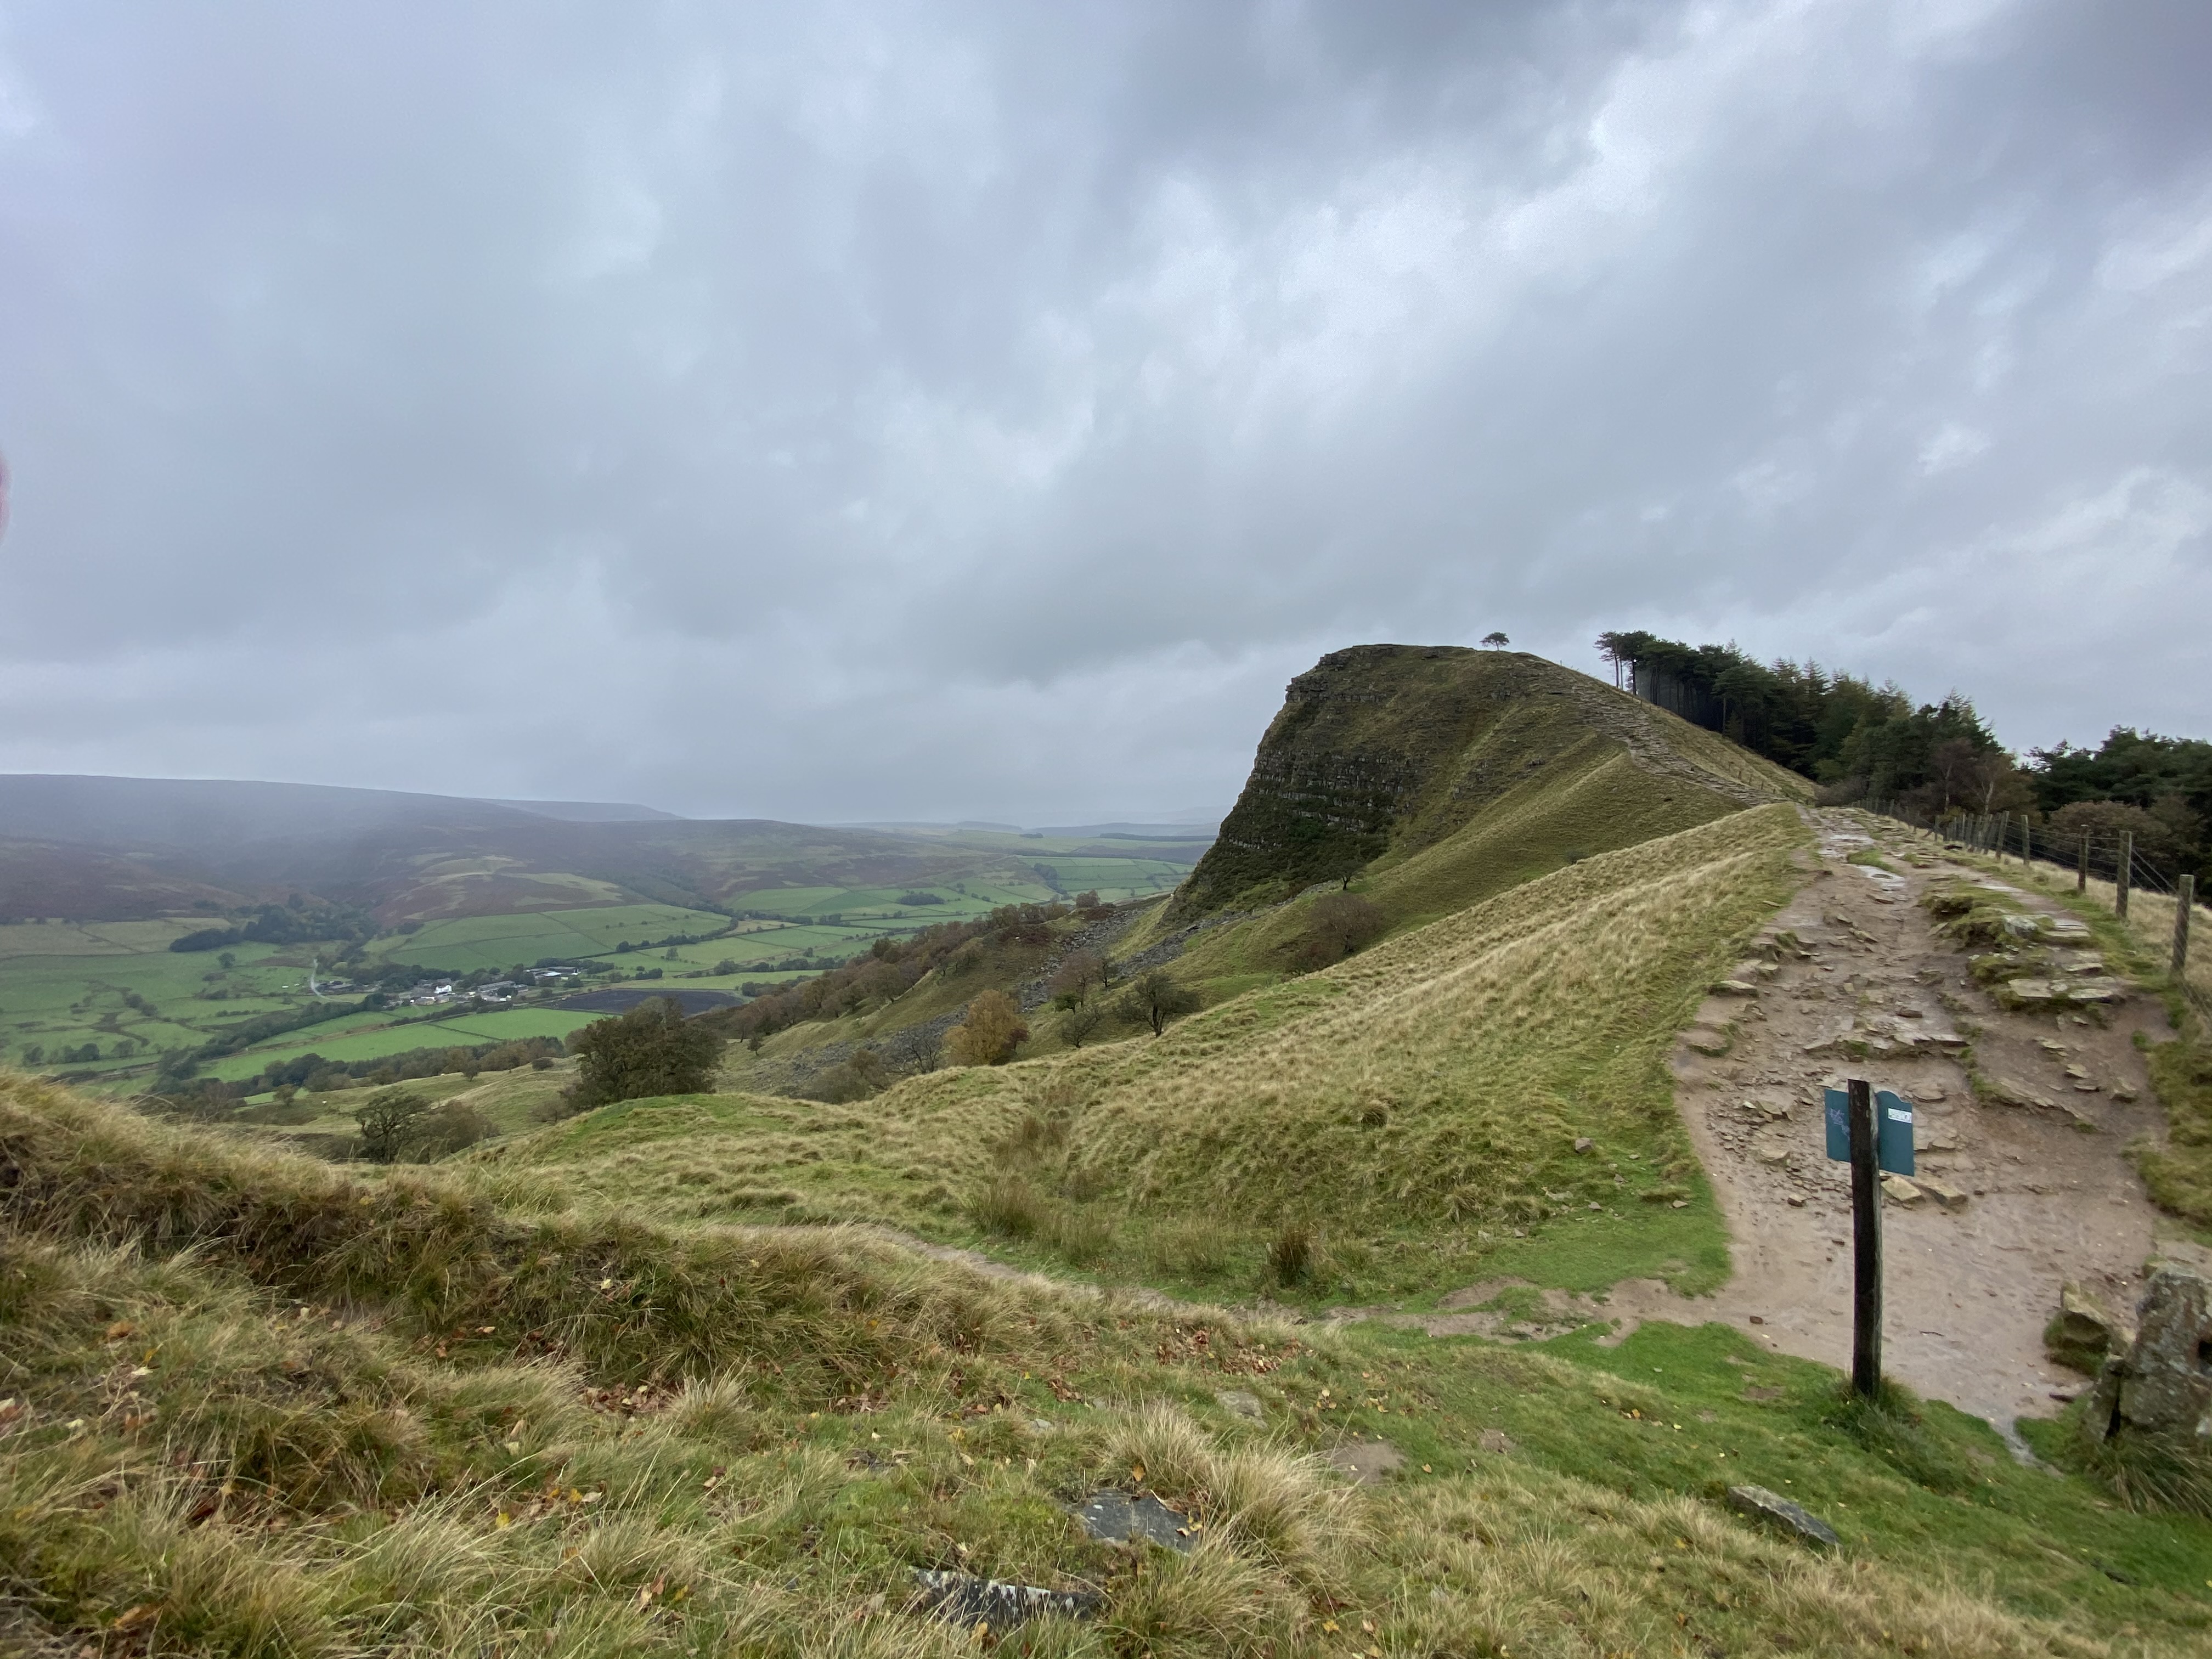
565;996;726;1111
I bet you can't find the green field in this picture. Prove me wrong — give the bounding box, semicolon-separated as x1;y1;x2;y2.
0;934;313;1075
0;919;206;957
203;1006;602;1078
365;903;731;973
0;834;1202;1091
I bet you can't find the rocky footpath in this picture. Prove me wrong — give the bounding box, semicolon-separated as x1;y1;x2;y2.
1601;809;2185;1431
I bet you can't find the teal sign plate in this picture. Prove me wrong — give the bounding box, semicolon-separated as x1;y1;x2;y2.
1824;1088;1914;1176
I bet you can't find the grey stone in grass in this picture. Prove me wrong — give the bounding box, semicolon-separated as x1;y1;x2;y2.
1077;1489;1194;1550
1215;1388;1263;1422
912;1570;1102;1631
1725;1484;1839;1548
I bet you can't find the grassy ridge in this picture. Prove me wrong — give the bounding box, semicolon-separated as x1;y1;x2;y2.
3;1075;2208;1655
483;806;1813;1301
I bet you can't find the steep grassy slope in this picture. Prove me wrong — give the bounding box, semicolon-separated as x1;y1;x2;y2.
6;1075;2208;1656
478;806;1814;1300
723;648;1812;1081
1172;645;1806;921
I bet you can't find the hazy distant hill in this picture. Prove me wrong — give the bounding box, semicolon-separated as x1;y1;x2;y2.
484;798;684;823
0;774;1209;927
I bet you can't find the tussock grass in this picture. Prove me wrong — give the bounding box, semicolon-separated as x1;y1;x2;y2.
0;1071;1063;1399
3;1073;2208;1654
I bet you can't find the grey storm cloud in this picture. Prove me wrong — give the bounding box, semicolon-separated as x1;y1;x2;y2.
0;0;2207;821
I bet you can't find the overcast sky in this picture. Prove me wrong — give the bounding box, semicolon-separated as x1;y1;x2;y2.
1;1;2206;823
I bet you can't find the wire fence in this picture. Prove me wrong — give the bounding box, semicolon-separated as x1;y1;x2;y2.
1858;793;2211;1029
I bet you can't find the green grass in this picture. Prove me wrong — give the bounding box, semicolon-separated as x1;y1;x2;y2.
497;807;1813;1305
0;918;209;958
364;904;732;973
3;1074;2207;1656
201;1008;600;1076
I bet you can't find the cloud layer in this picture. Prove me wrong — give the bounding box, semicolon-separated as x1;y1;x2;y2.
1;0;2207;820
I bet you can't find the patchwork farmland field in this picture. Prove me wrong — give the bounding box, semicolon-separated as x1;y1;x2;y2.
363;903;730;972
0;813;1210;1095
201;1005;602;1079
0;932;315;1075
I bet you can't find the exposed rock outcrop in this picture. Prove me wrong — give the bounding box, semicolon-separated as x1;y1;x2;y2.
2083;1268;2212;1442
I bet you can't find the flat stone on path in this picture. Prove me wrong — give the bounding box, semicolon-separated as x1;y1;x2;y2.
1076;1490;1193;1551
1912;1177;1970;1211
1327;1440;1406;1483
1725;1485;1839;1548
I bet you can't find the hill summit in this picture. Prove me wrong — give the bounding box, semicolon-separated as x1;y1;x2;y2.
1172;644;1806;918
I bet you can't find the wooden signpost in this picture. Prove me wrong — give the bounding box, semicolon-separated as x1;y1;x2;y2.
2176;873;2196;978
1825;1078;1914;1398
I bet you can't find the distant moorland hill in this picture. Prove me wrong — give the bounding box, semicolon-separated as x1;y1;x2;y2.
0;774;1209;927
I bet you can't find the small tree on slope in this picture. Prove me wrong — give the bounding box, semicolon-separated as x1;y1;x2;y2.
1116;969;1200;1037
565;996;726;1111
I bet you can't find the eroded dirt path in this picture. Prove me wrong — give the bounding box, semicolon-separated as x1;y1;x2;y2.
1593;809;2188;1430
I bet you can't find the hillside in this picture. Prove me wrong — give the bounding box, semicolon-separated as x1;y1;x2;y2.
707;648;1814;1091
7;839;2210;1652
1173;645;1807;921
484;807;1814;1292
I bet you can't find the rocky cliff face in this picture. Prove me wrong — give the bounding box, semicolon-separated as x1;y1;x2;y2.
1170;644;1798;918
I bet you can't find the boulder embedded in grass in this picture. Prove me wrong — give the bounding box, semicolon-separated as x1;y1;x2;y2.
1725;1484;1839;1548
1077;1489;1194;1551
913;1570;1101;1630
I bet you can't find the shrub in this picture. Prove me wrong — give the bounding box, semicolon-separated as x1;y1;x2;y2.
352;1089;429;1164
1294;892;1386;968
945;991;1028;1066
564;996;726;1111
1060;1001;1107;1047
409;1100;496;1160
1048;949;1105;1007
1115;970;1200;1037
804;1048;890;1103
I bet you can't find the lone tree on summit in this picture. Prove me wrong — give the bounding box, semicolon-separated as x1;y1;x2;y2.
1481;631;1510;650
565;996;725;1111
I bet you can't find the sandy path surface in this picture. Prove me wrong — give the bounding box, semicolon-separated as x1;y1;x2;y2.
1587;809;2190;1431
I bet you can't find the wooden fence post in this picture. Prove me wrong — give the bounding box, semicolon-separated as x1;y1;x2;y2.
1848;1078;1882;1400
2078;833;2089;893
2117;833;2133;919
2176;874;2195;979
